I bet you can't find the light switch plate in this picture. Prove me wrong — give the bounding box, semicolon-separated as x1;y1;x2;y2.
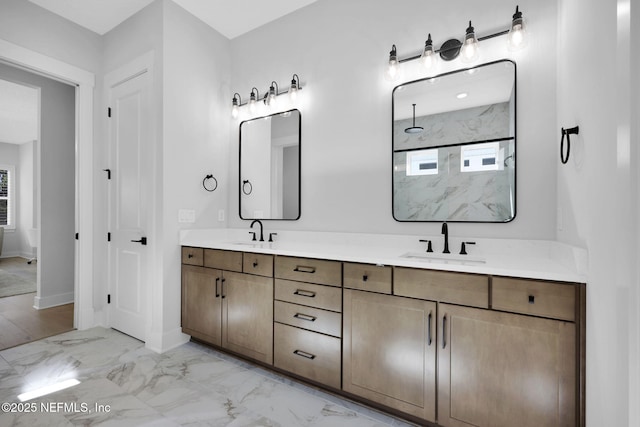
178;209;196;223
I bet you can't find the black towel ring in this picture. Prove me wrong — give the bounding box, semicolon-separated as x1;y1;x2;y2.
202;174;218;192
560;126;579;164
242;180;253;195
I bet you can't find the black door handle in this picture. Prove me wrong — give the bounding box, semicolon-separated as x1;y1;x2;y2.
131;237;147;245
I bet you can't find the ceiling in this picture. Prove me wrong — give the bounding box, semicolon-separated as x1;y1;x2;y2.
2;1;318;145
27;0;319;39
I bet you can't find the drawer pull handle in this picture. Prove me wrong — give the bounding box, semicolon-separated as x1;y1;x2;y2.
188;254;194;259
442;314;447;349
294;289;316;298
362;274;368;282
294;266;316;274
293;350;316;360
253;261;258;268
294;313;317;322
528;295;535;304
427;312;432;346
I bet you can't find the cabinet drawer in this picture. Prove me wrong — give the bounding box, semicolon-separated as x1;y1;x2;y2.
394;267;489;308
274;300;341;337
243;253;274;277
182;247;204;266
275;279;342;312
275;256;342;287
344;262;392;294
492;277;576;321
274;323;341;389
204;249;242;272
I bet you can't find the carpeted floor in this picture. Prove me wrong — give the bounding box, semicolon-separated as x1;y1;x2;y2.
0;258;37;298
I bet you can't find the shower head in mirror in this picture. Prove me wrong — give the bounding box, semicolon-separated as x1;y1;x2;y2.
404;103;424;134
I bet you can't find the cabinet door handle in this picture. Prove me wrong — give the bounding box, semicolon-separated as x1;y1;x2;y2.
221;278;226;299
442;314;447;349
215;277;220;298
293;266;316;274
293;350;316;360
293;313;316;322
427;312;432;346
294;289;316;298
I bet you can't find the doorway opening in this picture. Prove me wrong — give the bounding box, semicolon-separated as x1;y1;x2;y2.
0;64;75;349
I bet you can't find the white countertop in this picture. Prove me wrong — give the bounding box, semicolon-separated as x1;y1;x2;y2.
180;228;588;283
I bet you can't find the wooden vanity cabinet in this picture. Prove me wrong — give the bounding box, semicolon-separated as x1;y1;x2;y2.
273;256;342;389
181;250;273;365
437;303;576;427
343;289;437;422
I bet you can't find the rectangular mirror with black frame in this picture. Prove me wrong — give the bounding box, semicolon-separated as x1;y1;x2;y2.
392;60;516;222
240;109;301;220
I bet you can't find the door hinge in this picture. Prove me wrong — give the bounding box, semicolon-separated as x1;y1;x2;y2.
107;107;111;117
75;232;79;240
107;294;111;304
107;232;111;242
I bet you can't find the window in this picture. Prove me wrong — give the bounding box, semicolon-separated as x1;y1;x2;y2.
406;148;439;176
460;142;501;173
0;165;15;229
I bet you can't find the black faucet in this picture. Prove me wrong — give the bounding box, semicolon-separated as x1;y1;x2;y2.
441;222;450;254
250;219;264;242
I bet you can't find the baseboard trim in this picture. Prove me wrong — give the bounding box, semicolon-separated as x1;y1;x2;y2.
34;291;74;309
145;327;190;354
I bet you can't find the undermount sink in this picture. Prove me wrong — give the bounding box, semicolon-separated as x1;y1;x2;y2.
400;251;486;265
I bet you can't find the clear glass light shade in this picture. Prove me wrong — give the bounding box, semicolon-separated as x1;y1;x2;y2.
248;98;257;113
385;58;399;81
289;85;299;103
420;49;436;71
460;35;479;63
267;91;277;108
231;104;239;118
507;19;527;51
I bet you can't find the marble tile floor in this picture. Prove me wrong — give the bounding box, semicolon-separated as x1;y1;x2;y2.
0;327;417;426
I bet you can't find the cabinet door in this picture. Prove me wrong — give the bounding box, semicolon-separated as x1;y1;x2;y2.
343;290;436;422
181;265;222;346
222;271;274;364
438;303;575;427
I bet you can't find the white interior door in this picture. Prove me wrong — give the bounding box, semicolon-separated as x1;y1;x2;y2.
106;70;150;341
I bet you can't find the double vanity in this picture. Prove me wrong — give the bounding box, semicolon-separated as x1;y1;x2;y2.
180;228;586;427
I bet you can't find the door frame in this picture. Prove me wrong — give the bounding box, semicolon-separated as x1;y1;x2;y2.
103;52;155;343
0;38;95;329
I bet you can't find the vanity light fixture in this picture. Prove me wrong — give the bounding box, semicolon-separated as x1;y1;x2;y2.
231;93;241;119
248;87;259;114
289;74;300;102
420;34;436;71
385;44;400;81
231;75;303;117
507;6;527;51
460;21;480;63
385;6;526;76
266;81;279;107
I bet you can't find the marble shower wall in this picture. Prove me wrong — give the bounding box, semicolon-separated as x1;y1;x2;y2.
393;102;515;222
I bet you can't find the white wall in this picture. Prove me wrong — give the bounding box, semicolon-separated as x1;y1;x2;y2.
161;0;231;349
556;0;639;425
228;0;559;241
